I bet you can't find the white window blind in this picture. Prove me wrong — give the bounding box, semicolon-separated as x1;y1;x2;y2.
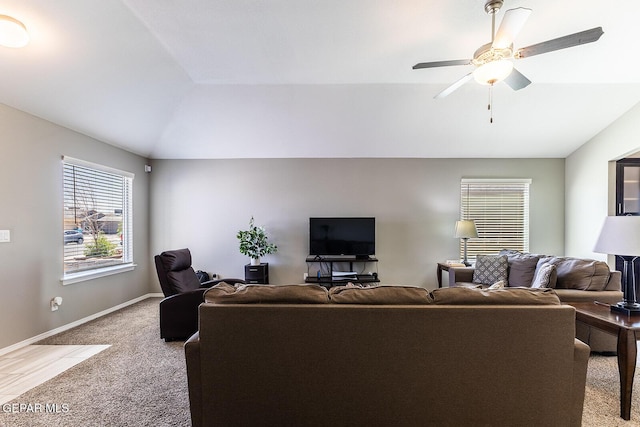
63;157;134;280
460;178;531;261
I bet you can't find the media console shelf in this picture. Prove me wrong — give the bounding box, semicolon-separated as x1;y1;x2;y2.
305;255;379;287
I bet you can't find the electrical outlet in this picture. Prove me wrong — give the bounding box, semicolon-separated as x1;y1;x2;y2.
0;230;10;243
50;297;63;312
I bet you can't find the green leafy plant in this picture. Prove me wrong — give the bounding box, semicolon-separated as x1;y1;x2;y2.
237;217;278;260
85;232;117;258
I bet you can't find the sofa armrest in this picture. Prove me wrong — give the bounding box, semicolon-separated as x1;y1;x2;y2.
572;338;590;427
603;270;622;292
185;331;202;427
448;267;475;286
159;288;207;340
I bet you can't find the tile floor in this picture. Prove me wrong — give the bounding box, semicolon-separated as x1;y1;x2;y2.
0;345;109;404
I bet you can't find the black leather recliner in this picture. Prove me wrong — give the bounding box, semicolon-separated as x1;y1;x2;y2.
155;248;243;341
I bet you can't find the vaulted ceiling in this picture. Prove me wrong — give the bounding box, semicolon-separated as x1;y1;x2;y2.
2;0;640;159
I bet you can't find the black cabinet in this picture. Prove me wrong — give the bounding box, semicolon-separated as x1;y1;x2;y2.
615;159;640;291
616;159;640;216
244;263;269;284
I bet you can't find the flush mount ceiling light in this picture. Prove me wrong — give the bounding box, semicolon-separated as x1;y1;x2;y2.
0;15;29;48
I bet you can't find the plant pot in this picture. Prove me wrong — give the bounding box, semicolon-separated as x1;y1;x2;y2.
251;258;261;266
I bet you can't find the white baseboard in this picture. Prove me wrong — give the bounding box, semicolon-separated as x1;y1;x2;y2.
0;293;164;357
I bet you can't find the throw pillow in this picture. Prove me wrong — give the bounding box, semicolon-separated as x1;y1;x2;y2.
487;280;505;290
531;263;557;288
472;255;508;286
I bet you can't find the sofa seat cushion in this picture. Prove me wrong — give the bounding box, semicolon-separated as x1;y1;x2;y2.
329;284;433;304
204;283;330;304
431;287;561;305
554;288;624;304
540;257;611;291
472;255;508;285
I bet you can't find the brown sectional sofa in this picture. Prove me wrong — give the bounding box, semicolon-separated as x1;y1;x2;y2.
448;250;623;353
184;283;588;427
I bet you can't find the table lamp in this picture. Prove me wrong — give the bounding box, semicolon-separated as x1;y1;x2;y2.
454;220;478;266
593;216;640;315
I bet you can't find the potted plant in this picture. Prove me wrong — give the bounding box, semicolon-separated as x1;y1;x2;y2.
237;217;278;265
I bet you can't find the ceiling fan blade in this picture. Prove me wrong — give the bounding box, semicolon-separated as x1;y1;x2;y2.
434;73;473;99
515;27;604;59
413;59;471;70
493;7;532;50
503;68;531;91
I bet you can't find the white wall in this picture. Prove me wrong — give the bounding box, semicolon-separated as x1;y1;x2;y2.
150;158;565;289
0;104;151;350
565;102;640;260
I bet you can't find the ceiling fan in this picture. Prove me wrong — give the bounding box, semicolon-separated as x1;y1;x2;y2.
413;0;604;99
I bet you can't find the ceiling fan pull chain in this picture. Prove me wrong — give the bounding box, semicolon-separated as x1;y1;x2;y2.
488;84;494;123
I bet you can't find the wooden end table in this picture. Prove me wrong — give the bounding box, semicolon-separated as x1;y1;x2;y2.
567;302;640;420
436;262;450;288
436;262;468;288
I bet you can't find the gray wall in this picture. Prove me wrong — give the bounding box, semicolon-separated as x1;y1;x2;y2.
150;158;565;288
0;104;151;350
565;101;640;260
0;98;568;352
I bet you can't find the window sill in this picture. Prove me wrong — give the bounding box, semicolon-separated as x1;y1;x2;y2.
61;263;137;286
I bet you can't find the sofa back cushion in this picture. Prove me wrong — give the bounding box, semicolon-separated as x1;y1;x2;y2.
539;257;610;291
329;284;433;304
431;287;561;305
499;250;541;287
204;283;330;304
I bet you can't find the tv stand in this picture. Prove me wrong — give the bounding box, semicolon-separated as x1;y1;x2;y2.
305;255;379;287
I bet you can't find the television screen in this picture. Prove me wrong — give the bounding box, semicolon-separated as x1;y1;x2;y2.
309;217;375;256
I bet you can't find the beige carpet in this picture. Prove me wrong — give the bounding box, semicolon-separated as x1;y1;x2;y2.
0;298;189;427
0;297;639;426
584;354;640;426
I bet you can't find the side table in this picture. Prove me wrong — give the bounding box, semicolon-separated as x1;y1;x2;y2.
567;302;640;420
244;263;269;284
436;262;467;288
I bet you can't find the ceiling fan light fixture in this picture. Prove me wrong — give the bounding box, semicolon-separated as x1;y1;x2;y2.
473;59;514;85
0;15;29;48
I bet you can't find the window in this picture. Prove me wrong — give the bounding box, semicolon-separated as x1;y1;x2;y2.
459;178;531;261
62;156;134;284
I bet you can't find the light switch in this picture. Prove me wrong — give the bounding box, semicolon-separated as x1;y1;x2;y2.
0;230;10;243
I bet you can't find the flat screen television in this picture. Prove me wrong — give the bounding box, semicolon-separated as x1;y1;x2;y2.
309;217;375;257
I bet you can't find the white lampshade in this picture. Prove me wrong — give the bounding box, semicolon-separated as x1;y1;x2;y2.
593;216;640;257
473;60;514;85
0;15;29;48
454;220;478;239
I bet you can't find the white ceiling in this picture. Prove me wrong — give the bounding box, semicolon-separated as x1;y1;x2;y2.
1;0;640;159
